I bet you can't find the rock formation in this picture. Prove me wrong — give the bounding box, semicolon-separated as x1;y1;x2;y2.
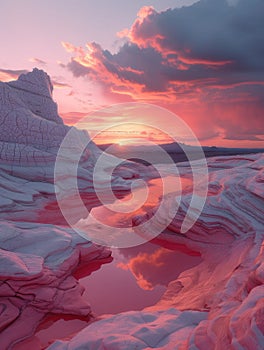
0;69;263;349
0;69;141;348
48;154;264;349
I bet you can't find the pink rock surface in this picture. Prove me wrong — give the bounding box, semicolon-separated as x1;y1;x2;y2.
1;70;263;349
7;68;63;125
0;69;146;223
48;153;264;349
0;69;144;348
0;220;111;349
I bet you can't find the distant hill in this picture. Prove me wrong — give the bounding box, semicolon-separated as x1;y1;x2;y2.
98;142;264;164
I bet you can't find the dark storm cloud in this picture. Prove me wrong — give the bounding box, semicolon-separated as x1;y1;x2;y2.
65;0;264;89
141;0;263;63
128;0;264;82
67;59;90;77
63;0;264;143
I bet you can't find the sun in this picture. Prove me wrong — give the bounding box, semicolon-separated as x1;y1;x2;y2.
118;140;128;146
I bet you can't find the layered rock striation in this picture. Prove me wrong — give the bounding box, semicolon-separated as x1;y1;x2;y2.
48;154;264;349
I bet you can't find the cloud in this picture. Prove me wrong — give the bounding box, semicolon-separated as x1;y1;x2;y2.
67;59;91;77
62;0;264;144
60;111;89;124
51;79;71;89
226;0;240;6
126;0;264;82
29;57;47;66
0;68;29;82
118;246;201;290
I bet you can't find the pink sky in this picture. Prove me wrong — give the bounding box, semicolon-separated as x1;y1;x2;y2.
0;0;263;148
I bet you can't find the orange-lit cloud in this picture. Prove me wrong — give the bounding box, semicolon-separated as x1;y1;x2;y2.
60;111;89;125
61;0;264;146
61;41;86;56
51;79;71;89
0;68;29;82
118;247;201;290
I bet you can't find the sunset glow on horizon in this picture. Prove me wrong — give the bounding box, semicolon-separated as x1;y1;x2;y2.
1;0;263;148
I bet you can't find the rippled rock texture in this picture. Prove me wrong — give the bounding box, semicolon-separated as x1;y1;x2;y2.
0;69;147;223
0;69;138;349
1;69;263;349
48;154;264;350
0;221;110;349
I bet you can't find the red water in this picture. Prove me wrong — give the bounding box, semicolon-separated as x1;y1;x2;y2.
13;175;201;349
14;242;201;349
80;243;202;316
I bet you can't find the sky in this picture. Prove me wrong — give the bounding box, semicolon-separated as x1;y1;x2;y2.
0;0;263;147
